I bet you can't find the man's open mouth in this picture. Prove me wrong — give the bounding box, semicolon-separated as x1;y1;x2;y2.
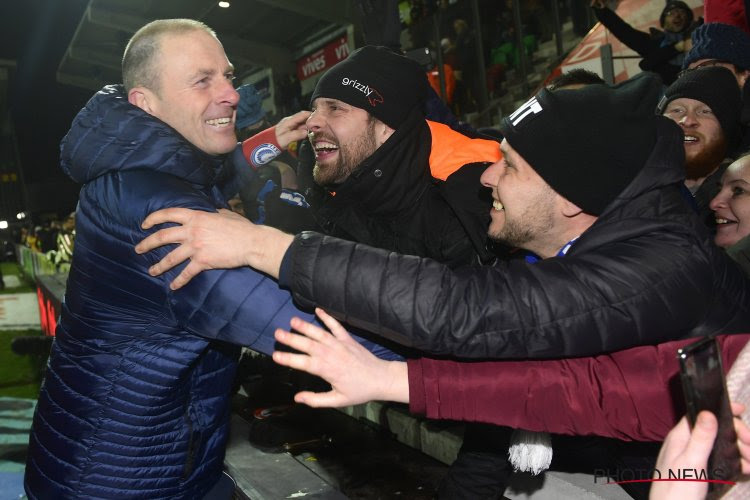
313;141;339;158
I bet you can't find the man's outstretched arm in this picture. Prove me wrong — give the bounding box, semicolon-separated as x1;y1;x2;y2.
135;208;292;289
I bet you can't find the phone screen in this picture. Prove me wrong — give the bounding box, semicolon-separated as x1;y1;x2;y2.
678;336;741;498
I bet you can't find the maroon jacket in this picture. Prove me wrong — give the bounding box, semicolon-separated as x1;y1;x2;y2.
408;334;750;442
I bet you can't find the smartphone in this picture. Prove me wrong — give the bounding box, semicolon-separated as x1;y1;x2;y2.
678;336;741;498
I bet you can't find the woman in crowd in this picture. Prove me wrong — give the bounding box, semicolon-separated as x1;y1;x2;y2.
711;152;750;275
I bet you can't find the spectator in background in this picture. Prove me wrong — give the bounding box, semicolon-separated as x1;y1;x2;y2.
36;221;57;254
682;22;750;150
407;0;433;49
235;83;268;141
683;22;750;88
487;2;538;78
25;226;40;252
711;152;750;275
426;58;457;105
452;18;481;113
591;0;701;84
657;66;743;226
49;211;75;272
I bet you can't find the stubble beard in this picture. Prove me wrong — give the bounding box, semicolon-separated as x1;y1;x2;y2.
313;120;378;187
488;187;556;252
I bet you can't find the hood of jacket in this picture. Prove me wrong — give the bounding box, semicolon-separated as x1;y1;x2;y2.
60;84;225;187
573;116;706;254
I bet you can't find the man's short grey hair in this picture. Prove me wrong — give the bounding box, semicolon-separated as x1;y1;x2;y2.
122;19;217;93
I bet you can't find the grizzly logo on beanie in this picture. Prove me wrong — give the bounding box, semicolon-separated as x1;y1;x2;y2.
340;77;384;107
311;45;427;129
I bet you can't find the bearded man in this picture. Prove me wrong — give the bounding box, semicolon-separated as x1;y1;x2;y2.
658;65;743;225
240;45;503;267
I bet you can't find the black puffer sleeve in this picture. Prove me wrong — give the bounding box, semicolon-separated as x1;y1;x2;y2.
287;230;727;359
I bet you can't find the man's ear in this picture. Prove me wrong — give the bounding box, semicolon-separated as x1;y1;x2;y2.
128;87;155;114
560;197;585;218
373;120;395;148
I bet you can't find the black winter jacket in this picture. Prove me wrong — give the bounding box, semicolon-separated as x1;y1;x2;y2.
283;119;750;359
312;107;494;268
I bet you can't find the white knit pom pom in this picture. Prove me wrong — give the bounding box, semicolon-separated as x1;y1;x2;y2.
507;430;553;475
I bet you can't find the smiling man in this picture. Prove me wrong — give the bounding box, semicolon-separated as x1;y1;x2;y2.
23;18;329;500
658;65;743;225
240;45;503;267
302;46;501;267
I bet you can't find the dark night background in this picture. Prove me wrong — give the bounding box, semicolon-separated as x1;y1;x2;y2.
2;0;92;215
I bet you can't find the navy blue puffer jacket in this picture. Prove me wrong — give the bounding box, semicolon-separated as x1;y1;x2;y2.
24;86;314;499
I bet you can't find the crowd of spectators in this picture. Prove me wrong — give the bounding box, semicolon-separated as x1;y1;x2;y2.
19;2;750;499
15;212;75;272
404;0;597;114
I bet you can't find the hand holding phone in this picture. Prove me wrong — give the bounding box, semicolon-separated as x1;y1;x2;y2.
678;336;742;498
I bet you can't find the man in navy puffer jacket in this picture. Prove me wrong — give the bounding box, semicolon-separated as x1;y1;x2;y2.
23;19;395;499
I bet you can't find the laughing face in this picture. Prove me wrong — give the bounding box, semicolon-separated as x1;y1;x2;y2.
306;98;392;186
662;97;727;180
144;29;239;155
709;155;750;248
480;140;560;257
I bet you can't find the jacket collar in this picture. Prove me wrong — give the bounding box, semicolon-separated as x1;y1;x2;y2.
323;107;432;217
61;85;226;187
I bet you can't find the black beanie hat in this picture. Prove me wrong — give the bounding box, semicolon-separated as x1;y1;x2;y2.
498;72;663;216
657;65;742;147
310;45;427;129
659;1;693;28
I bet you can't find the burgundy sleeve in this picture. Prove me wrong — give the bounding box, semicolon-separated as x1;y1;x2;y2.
407;358;427;415
407;334;750;442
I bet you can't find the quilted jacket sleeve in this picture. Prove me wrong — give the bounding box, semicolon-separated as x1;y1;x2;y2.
287;230;732;359
121;171;313;354
408;334;750;442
